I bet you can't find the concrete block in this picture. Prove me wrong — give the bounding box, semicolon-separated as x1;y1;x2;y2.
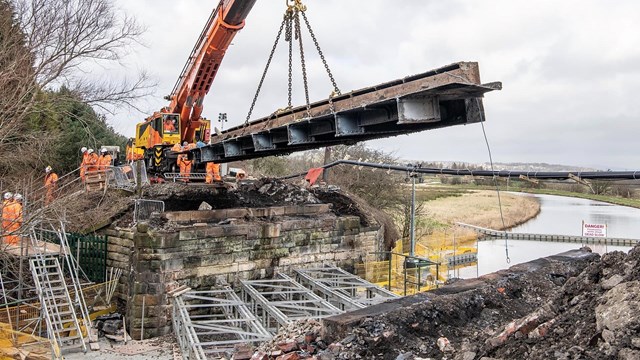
249;208;267;217
223;225;250;237
263;223;281;238
107;252;130;264
227;208;249;218
268;207;285;217
132;294;162;306
164;212;191;223
284;205;304;216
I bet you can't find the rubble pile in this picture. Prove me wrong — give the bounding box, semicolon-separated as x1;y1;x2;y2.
245;246;640;359
241;320;330;359
149;179;321;212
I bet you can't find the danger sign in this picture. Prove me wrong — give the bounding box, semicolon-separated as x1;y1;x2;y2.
582;222;607;237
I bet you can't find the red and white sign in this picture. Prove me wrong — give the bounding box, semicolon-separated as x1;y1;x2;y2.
582;222;607;237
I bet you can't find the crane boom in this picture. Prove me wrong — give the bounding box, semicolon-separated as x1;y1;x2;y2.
168;0;257;144
127;0;257;173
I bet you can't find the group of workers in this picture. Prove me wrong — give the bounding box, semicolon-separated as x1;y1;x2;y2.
173;141;221;183
39;146;113;205
1;192;23;246
79;147;113;181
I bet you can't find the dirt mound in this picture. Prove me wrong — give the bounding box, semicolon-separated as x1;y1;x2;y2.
59;189;133;233
298;246;640;359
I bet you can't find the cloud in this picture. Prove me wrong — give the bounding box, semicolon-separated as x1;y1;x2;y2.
107;0;640;169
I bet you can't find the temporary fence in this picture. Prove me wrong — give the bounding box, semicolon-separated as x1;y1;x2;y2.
356;229;480;296
134;199;165;223
85;160;150;193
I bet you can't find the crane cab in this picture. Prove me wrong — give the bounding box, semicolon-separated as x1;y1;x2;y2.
127;113;181;168
127;113;211;174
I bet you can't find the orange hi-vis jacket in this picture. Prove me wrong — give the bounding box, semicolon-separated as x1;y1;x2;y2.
2;202;22;245
99;154;112;170
80;152;90;179
205;162;221;183
45;172;59;187
87;153;99;172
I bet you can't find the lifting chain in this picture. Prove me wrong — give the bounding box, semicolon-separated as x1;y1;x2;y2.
301;11;341;97
245;0;341;124
286;9;293;108
294;6;311;114
244;17;287;124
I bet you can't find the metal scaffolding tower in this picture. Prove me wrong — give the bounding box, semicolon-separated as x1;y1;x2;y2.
172;286;271;360
294;265;400;310
240;274;343;333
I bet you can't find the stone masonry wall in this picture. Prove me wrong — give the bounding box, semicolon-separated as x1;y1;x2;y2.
103;204;384;339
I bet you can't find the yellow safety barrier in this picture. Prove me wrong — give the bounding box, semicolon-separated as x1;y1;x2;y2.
0;323;52;360
0;279;118;332
356;229;480;295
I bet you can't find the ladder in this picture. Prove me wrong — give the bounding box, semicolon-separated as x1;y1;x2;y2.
29;227;90;358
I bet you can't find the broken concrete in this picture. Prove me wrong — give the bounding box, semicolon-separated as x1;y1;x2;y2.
288;245;640;360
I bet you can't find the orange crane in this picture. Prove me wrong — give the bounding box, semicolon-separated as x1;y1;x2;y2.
126;0;257;173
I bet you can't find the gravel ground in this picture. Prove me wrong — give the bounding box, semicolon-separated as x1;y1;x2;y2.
64;336;176;360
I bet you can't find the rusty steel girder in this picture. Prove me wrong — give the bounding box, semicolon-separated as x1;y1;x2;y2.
195;61;500;164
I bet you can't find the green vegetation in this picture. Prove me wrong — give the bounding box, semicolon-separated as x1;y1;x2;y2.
0;0;147;184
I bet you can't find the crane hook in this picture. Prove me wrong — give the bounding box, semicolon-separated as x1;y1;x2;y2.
286;0;307;12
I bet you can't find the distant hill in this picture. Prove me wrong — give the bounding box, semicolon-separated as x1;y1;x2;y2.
401;160;599;172
482;162;599;172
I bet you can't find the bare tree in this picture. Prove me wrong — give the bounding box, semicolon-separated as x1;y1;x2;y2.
0;0;153;179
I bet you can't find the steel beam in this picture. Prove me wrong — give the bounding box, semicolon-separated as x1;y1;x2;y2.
194;62;500;163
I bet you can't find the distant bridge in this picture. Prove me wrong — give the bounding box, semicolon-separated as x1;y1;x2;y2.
457;223;640;247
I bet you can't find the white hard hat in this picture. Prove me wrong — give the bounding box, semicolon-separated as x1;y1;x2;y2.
88;149;94;154
81;147;87;153
182;141;188;146
13;193;22;201
3;192;13;200
45;166;52;173
101;148;107;153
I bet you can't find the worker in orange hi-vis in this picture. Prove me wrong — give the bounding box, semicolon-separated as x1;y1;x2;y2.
2;193;23;246
171;142;182;152
2;192;13;209
163;118;176;132
98;148;113;171
177;142;192;182
1;192;14;240
205;162;221;183
44;166;59;205
86;149;99;174
79;147;89;181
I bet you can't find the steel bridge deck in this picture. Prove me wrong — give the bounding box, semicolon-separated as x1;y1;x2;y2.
195;61;499;163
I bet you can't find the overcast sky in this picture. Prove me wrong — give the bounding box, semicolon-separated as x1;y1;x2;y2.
109;0;640;170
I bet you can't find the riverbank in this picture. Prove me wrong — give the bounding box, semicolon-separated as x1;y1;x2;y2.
459;184;640;209
420;189;540;231
517;188;640;209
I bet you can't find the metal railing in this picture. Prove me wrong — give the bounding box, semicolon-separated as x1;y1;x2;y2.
133;199;165;223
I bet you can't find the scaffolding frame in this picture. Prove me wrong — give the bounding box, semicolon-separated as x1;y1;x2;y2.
172;286;271;360
240;274;342;333
294;265;400;311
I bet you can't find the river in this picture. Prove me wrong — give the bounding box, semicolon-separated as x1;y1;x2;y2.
453;193;640;279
